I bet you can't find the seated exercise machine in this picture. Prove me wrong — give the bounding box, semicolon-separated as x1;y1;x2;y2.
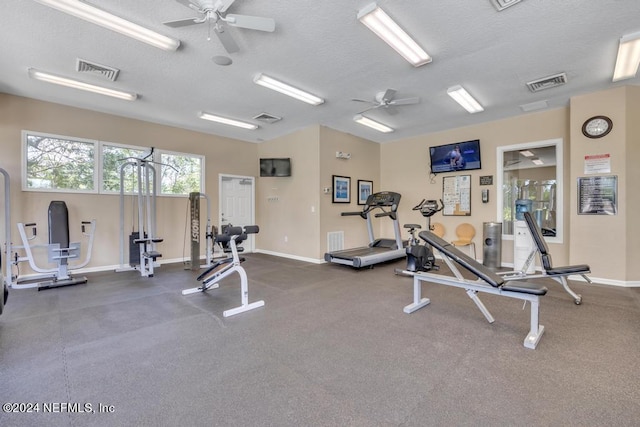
324;191;406;268
15;201;96;290
404;230;548;349
499;211;591;304
401;199;444;273
182;225;264;317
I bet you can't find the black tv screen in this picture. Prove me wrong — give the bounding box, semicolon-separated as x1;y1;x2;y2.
259;158;291;177
429;139;481;174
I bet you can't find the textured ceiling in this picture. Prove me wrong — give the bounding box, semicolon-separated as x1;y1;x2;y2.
1;0;640;144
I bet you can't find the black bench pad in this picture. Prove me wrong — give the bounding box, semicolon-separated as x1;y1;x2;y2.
502;281;548;295
545;264;590;276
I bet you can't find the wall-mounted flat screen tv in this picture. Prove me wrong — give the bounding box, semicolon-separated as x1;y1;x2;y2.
429;139;481;174
259;158;292;177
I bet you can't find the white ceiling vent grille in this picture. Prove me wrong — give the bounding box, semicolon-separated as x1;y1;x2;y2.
490;0;522;11
526;72;567;92
253;112;282;124
76;58;120;81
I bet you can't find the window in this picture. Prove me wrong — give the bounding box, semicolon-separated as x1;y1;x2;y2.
101;143;146;193
497;138;563;243
22;131;205;196
158;150;204;195
23;131;97;192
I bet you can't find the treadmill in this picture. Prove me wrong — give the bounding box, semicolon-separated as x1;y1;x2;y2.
324;191;406;268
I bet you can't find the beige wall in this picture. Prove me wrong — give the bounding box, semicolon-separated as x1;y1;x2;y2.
569;86;639;282
0;93;257;272
381;108;570;266
256;126;321;259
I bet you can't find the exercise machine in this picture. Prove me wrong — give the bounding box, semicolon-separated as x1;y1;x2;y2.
405;230;548;349
499;211;591;304
14;201;96;290
117;151;164;277
402;199;444;273
182;225;264;317
1;168;9;313
187;191;221;270
324;191;406;268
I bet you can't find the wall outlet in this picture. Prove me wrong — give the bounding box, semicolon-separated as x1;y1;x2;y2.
284;235;288;243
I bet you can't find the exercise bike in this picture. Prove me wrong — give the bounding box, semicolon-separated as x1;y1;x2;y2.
402;199;444;273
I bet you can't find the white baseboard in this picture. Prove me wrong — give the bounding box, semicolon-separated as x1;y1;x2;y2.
254;249;324;264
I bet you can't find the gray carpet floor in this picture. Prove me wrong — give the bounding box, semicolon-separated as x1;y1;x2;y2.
1;254;639;427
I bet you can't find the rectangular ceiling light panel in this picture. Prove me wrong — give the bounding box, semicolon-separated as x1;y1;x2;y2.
613;31;640;82
199;112;258;130
33;0;180;51
253;74;324;105
28;68;137;100
353;114;394;133
447;85;484;113
357;3;431;67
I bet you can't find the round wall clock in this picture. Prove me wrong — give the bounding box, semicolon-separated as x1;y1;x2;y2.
582;116;612;138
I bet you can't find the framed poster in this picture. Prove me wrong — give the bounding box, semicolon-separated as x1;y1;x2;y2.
332;175;351;203
357;180;373;205
442;175;471;216
578;175;617;215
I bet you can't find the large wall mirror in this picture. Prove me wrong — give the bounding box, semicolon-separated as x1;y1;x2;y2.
496;138;563;244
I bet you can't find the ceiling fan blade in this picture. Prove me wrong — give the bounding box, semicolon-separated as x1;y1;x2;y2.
174;0;198;9
390;97;420;106
225;14;275;32
351;98;375;104
215;23;239;53
381;89;396;103
163;17;203;28
217;0;237;13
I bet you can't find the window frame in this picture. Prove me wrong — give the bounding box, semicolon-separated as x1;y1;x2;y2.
22;130;99;194
496;138;563;244
155;148;205;197
100;141;148;195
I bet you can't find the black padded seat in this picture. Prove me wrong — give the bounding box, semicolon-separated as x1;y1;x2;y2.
502;281;548;295
544;265;590;276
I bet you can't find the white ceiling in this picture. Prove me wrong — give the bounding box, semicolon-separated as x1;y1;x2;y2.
2;0;640;144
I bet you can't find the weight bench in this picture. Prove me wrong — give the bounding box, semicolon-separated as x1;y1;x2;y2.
405;230;548;349
499;211;591;305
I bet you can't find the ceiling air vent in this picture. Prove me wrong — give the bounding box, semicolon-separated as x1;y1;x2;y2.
253;112;282;124
490;0;522;11
76;58;120;81
526;72;567;92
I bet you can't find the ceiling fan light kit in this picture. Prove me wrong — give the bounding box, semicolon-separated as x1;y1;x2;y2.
33;0;180;51
357;3;431;67
353;114;394;133
612;31;640;82
253;74;324;105
199;112;258;130
447;85;484;113
28;68;138;101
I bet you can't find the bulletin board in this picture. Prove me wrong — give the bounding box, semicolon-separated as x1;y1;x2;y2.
443;175;471;216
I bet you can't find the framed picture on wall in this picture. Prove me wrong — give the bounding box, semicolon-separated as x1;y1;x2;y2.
357;180;373;205
332;175;351;203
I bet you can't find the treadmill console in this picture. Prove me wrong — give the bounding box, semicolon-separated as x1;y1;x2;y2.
365;191;401;211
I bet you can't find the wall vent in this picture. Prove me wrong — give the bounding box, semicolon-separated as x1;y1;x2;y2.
76;58;120;81
520;100;549;112
253;112;282;124
490;0;522;11
526;73;567;92
327;231;344;253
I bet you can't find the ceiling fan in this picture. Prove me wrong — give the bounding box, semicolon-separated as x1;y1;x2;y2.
352;89;420;115
163;0;276;54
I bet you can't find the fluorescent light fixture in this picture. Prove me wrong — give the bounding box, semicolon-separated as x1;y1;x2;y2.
353;114;394;133
613;31;640;82
357;3;431;67
28;68;137;100
33;0;180;51
447;85;484;113
532;158;544;165
253;74;324;105
199;112;258;130
520;150;535;157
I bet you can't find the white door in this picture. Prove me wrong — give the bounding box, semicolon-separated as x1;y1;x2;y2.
219;174;255;251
